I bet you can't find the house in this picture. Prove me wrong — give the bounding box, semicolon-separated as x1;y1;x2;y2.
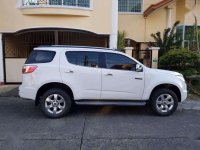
119;0;200;49
0;0;199;84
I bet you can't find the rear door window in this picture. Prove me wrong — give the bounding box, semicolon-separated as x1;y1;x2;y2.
25;50;56;64
66;51;100;68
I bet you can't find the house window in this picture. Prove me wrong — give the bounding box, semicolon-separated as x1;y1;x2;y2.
49;0;62;5
77;0;90;7
118;0;143;13
50;0;90;7
176;25;200;50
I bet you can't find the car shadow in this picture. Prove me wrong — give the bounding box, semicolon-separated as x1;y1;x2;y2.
71;105;153;117
0;98;163;120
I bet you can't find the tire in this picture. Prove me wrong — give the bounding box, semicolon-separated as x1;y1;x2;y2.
40;88;72;118
150;88;178;116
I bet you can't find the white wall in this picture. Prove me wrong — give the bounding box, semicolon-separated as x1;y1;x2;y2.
0;33;4;83
5;58;26;82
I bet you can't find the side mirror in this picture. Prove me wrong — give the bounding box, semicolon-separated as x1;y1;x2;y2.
136;64;143;72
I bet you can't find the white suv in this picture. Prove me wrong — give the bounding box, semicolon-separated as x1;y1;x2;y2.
19;45;187;118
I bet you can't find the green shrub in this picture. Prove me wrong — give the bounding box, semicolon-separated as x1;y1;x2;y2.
159;49;200;76
117;31;126;50
179;68;198;77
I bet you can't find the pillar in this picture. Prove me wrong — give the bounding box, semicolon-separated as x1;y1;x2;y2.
167;7;173;28
124;47;133;57
109;0;118;49
150;47;160;69
0;33;4;84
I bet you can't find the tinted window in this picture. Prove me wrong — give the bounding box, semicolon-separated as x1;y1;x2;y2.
66;51;100;68
25;50;56;64
105;53;136;71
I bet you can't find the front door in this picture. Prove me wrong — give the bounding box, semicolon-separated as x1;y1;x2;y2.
101;52;145;100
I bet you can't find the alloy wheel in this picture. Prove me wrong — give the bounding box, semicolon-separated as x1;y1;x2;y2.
156;94;174;113
45;94;66;115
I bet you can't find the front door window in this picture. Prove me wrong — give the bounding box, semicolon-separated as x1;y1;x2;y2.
105;53;137;71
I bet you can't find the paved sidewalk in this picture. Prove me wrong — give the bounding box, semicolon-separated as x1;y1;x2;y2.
179;100;200;110
0;85;19;97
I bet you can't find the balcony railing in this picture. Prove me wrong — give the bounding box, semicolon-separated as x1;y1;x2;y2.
22;0;90;8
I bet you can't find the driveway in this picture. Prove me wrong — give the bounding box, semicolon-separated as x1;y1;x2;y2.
0;86;200;150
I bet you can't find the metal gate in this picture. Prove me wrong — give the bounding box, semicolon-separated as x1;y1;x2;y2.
3;29;109;83
132;50;152;68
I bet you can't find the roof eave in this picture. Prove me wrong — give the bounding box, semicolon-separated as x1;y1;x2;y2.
144;0;175;18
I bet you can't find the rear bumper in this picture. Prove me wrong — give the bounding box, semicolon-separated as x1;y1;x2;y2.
19;85;36;100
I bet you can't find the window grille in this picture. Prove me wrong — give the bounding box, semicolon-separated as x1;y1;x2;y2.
119;0;142;13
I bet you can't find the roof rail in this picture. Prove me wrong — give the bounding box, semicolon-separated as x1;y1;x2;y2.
37;45;114;51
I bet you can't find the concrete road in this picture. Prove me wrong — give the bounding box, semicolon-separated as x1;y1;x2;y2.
0;97;200;150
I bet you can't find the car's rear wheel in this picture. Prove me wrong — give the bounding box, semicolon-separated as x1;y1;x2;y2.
150;88;178;116
40;88;71;118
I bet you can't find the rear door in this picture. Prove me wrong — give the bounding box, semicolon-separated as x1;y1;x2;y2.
60;50;102;100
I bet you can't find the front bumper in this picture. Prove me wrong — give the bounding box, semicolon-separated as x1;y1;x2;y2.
181;90;187;102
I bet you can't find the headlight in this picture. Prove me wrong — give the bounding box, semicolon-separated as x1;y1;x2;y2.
176;75;185;82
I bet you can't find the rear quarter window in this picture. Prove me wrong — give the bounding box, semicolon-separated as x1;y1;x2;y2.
25;50;56;64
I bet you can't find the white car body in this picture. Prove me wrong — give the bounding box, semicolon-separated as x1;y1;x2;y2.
19;46;187;104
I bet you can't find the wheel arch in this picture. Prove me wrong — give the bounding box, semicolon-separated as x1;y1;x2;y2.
149;84;181;102
35;82;74;105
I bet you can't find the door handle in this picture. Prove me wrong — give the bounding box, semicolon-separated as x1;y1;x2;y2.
105;73;113;76
65;70;74;73
135;77;143;80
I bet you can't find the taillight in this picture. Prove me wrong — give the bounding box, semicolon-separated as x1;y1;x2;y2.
22;66;37;74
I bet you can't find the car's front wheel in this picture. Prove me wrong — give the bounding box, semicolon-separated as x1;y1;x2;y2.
40;88;71;118
150;88;178;116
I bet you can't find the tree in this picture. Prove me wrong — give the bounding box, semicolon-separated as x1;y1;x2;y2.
151;21;181;56
117;31;126;50
192;0;200;52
